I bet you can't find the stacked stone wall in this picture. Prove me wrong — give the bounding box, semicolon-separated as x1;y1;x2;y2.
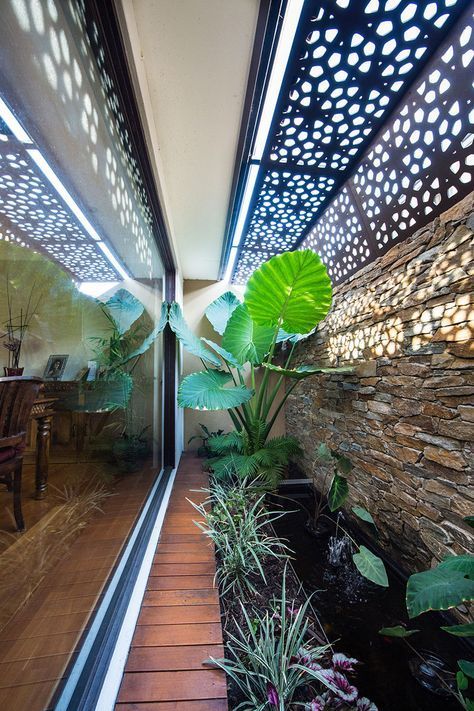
286;192;474;571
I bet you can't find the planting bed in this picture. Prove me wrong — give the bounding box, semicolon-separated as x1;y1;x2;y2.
271;484;472;710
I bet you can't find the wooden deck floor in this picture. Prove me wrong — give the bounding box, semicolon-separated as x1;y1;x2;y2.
0;463;156;711
115;454;228;710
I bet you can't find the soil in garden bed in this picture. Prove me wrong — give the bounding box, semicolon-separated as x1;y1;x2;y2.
270;485;471;711
217;532;377;709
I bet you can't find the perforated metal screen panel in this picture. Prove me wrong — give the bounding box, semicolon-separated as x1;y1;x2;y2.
0;136;120;281
232;0;473;284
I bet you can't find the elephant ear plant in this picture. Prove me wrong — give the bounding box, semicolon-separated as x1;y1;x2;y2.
380;554;474;709
170;250;352;486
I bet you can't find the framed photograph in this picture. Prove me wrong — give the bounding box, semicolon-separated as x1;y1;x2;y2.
86;360;98;381
44;354;68;381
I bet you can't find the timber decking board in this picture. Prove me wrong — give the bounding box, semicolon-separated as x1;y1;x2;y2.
0;462;156;711
115;454;227;709
116;700;228;710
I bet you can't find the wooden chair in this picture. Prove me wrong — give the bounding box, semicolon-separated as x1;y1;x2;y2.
0;377;43;531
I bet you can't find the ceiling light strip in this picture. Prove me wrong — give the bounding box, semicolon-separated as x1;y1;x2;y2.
224;0;304;282
0;96;130;279
252;0;305;161
0;97;32;144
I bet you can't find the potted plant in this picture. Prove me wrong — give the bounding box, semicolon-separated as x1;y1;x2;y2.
1;279;41;376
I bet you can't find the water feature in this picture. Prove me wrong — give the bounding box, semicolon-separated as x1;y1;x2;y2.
271;485;471;710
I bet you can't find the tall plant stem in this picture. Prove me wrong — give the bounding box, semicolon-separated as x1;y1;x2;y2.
234;368;252;434
228;408;243;433
265;380;299;437
255;326;279;422
261;342;296;423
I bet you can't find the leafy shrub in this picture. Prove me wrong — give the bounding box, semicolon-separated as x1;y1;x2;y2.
169;250;352;487
207;430;303;487
190;479;289;596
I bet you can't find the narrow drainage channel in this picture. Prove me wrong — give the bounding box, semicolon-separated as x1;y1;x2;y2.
271;484;471;711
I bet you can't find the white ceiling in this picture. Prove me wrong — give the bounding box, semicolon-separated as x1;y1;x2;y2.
118;0;260;280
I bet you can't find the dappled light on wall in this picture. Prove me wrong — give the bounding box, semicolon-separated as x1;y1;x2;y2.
322;215;473;363
3;0;162;280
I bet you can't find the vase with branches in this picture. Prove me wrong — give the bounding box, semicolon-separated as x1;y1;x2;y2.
1;278;41;376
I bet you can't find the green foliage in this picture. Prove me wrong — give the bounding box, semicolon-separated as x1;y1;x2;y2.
406;563;474;619
177;370;254;411
311;443;353;525
201;337;242;368
168;302;221;366
352;506;376;527
464;516;474;529
459;661;474;679
86;294;167;421
378;626;420;638
245;249;332;333
328;474;349;512
222;303;274;365
381;555;474;709
118;301;168;364
187;423;225;457
441;623;474;637
352;546;389;588
171;250;337;486
105;288;144;334
189;480;289;597
206;430;303;487
262;363;354;379
438;555;474;578
205;290;241;335
207;571;333;709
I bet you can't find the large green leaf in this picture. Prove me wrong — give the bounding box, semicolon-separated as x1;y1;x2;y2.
316;442;332;463
222;304;274;365
406;567;474;619
177;370;253;410
262;363;354;379
352;506;376;527
441;622;474;637
244;250;332;334
105;288;144;334
378;626;420;638
459;660;474;679
438;555;474;579
168;302;220;366
117;301;169;365
353;546;389;587
205;291;241;335
276;327;316;344
328;474;349;512
201;338;242;369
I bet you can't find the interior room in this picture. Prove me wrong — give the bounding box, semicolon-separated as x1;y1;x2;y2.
0;1;472;710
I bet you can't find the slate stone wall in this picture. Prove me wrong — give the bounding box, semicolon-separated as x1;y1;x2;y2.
286;192;474;572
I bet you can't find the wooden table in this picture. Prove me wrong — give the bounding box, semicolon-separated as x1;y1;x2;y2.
30;397;56;499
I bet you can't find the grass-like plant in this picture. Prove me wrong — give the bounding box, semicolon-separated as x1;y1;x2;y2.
207;570;335;710
189;478;290;596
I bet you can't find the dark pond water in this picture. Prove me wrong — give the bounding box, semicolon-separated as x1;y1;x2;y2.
271;485;472;711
